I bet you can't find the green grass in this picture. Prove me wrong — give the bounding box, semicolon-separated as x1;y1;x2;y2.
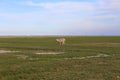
0;36;120;80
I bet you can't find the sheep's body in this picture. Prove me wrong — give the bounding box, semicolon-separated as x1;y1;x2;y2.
56;38;66;45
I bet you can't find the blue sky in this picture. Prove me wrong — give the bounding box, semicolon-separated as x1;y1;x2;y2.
0;0;120;35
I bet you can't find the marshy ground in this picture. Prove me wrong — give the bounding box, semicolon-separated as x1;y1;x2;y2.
0;36;120;80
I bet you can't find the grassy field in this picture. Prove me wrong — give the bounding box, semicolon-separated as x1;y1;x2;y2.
0;36;120;80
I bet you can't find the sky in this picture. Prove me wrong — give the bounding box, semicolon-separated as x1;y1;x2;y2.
0;0;120;36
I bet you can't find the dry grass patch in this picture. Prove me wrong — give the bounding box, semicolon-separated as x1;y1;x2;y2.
16;55;29;59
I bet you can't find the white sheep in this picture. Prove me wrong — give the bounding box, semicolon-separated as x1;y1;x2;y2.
56;38;66;45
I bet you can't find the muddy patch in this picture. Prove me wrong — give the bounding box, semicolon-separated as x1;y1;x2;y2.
64;54;110;60
35;52;64;55
0;50;20;54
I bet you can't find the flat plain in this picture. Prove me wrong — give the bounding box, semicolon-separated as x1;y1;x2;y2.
0;36;120;80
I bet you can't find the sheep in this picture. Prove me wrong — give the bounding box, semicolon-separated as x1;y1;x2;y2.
56;38;66;45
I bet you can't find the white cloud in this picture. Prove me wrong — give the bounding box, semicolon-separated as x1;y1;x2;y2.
109;0;120;10
20;0;120;17
97;0;120;11
0;13;33;21
21;0;120;11
1;0;120;22
21;1;94;13
93;14;117;19
0;11;50;22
